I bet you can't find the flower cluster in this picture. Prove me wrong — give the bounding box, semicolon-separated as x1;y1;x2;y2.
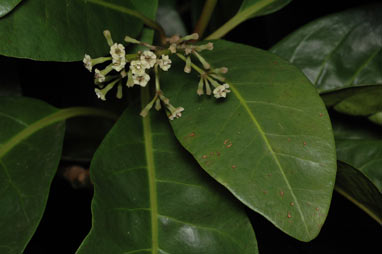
83;30;229;120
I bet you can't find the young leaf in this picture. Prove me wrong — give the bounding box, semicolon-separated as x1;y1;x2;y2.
333;117;382;193
0;97;65;254
76;92;259;254
271;4;382;93
335;161;382;224
206;0;292;40
162;40;336;241
0;0;22;17
0;0;157;61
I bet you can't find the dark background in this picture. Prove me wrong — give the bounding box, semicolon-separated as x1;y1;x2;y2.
19;0;381;253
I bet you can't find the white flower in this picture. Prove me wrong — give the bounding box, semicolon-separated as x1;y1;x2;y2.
94;69;105;83
110;43;125;59
158;55;172;71
169;107;184;120
83;54;92;72
213;83;231;98
140;50;157;68
94;88;106;101
130;60;149;75
112;57;126;72
133;73;150;87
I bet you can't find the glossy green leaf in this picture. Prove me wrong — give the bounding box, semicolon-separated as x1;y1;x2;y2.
335;161;382;224
239;0;292;18
157;0;187;36
162;40;336;241
77;93;258;254
0;0;157;61
271;4;382;93
206;0;292;40
0;97;65;254
321;85;382;116
0;0;21;17
333;117;382;193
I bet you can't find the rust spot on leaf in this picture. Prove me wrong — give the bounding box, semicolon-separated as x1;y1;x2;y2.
287;138;291;142
287;212;292;218
263;190;268;194
202;155;207;159
303;141;307;146
224;139;229;145
216;152;221;157
280;191;284;197
226;143;232;148
232;165;237;169
319;113;324;117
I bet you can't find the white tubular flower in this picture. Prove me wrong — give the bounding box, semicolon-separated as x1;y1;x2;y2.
94;88;106;101
133;73;150;87
130;60;149;75
94;69;106;83
213;83;231;98
140;50;157;68
83;54;93;72
110;43;125;59
158;55;172;71
169;107;184;120
112;57;126;72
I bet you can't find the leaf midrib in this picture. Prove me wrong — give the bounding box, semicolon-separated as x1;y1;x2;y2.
229;83;311;237
141;92;159;254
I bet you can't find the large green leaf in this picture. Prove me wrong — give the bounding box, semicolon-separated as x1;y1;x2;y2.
271;4;382;94
77;90;258;254
0;97;65;254
206;0;292;40
0;0;22;18
162;40;336;241
0;0;157;61
333;117;382;193
335;161;382;224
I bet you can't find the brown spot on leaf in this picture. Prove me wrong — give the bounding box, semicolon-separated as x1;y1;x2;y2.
226;143;232;148
303;141;307;146
319;113;324;117
224;139;229;145
232;165;237;169
202;155;207;159
280;191;284;197
216;152;221;157
189;132;195;137
263;190;268;194
290;202;295;206
287;138;291;142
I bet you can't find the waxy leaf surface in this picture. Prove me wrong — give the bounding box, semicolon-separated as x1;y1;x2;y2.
0;97;65;254
271;4;382;93
77;100;258;254
335;161;382;224
0;0;157;61
333;117;382;193
162;40;336;241
0;0;22;17
238;0;292;18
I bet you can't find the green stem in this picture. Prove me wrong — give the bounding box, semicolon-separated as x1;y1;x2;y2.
86;0;167;45
193;0;218;38
205;0;274;40
0;107;118;158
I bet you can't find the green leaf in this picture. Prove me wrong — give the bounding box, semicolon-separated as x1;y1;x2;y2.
0;0;157;61
271;4;382;94
0;0;21;17
162;40;336;241
321;85;382;116
206;0;292;40
238;0;292;18
157;0;187;36
0;97;65;254
0;97;117;253
333;117;382;193
369;112;382;126
335;161;382;224
77;91;259;254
